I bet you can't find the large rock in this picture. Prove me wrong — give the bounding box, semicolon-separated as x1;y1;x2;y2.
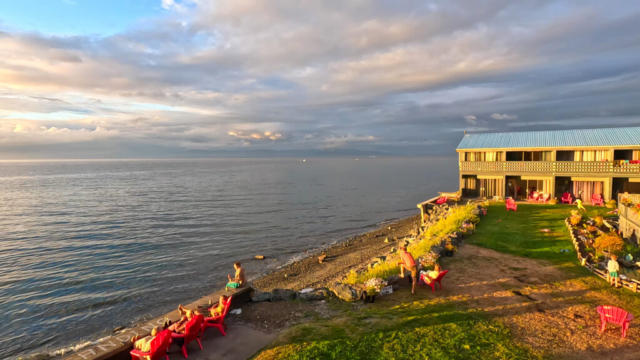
329;283;358;301
271;288;297;301
431;245;444;256
298;288;328;301
251;292;273;303
385;275;401;285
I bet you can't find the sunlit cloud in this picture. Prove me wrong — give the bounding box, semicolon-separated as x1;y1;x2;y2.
0;0;640;158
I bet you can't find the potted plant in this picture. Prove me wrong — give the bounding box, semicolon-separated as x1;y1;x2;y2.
606;199;617;209
364;278;387;303
481;208;487;216
549;197;558;205
445;242;457;257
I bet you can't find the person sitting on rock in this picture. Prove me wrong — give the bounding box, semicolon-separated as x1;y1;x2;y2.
397;246;418;294
131;327;160;352
210;295;229;317
226;262;246;290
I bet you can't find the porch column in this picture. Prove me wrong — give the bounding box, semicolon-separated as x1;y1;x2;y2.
550;176;557;200
605;176;613;202
502;175;507;200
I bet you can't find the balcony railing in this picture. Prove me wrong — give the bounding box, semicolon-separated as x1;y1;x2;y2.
460;161;640;173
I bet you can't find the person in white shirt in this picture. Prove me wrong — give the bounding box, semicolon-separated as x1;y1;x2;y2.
608;255;620;288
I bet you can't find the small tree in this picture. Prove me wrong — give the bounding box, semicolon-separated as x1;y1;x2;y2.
594;231;625;255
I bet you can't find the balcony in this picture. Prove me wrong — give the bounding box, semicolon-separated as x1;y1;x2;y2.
460;161;640;174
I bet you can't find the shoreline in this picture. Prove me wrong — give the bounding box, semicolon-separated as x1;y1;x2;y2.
36;213;421;360
252;214;421;292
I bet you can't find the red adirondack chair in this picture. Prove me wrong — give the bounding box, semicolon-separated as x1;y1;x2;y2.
436;196;447;205
561;192;572;204
506;198;517;211
592;194;604;206
597;305;633;338
527;191;539;203
537;193;550;203
130;329;172;360
419;270;449;292
202;296;232;337
171;314;204;358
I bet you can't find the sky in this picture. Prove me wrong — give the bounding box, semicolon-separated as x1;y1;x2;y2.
1;0;640;159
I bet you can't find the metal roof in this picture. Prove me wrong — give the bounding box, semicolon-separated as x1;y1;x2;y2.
457;127;640;150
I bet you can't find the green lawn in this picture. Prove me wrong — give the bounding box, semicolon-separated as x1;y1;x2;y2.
255;299;539;360
471;204;588;267
253;203;640;360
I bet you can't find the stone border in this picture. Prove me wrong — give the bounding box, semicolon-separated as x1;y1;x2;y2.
62;286;253;360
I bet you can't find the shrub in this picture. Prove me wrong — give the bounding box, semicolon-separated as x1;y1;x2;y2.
424;204;476;239
569;215;582;226
594;231;625;255
593;215;604;228
345;203;477;285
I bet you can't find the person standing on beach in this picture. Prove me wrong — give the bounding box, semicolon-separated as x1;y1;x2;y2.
397;246;417;294
226;262;246;290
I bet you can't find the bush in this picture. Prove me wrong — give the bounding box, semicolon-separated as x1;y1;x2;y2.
569;215;582;226
593;215;604;228
594;231;625;255
345;203;477;285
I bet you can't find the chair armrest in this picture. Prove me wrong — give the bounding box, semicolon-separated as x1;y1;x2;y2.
627;313;634;322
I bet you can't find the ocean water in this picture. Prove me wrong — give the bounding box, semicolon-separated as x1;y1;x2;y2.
0;157;457;358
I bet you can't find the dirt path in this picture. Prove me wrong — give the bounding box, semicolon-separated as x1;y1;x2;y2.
252;215;420;291
438;244;640;359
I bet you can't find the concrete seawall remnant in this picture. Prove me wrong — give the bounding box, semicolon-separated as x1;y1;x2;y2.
62;286;253;360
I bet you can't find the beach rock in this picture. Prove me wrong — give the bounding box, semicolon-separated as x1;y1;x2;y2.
113;326;125;332
329;283;358;301
352;283;366;301
271;288;297;301
431;246;444;256
252;292;273;302
318;254;327;264
299;288;328;301
255;255;265;260
389;247;397;254
375;256;386;264
384;238;389;243
385;275;401;285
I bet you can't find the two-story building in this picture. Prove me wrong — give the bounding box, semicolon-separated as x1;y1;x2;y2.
456;126;640;202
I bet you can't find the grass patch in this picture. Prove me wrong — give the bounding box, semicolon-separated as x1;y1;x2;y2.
471;203;585;265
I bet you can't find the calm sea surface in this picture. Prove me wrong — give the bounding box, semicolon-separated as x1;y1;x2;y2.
0;157;457;358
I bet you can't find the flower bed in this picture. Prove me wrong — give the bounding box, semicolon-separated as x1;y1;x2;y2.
564;213;640;293
343;203;480;286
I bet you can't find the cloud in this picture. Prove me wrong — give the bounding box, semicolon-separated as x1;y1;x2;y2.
1;0;640;158
490;113;518;120
227;129;285;141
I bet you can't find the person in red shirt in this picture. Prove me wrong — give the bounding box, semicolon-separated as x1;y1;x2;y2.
397;246;418;294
